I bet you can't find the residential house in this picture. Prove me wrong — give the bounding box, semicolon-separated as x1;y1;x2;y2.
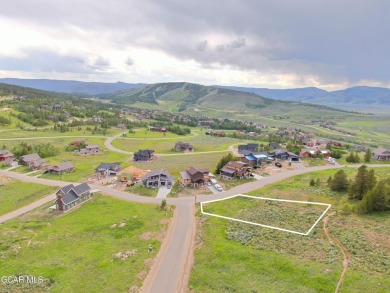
179;166;213;186
205;131;225;137
148;126;167;132
268;142;280;149
305;140;317;147
47;161;75;175
74;144;102;156
220;161;251;180
55;183;91;211
372;148;390;161
300;149;332;158
174;142;194;152
240;152;271;166
268;149;300;162
241;155;257;167
142;169;174;188
238;143;259;154
117;123;126;130
20;153;48;170
0;150;14;162
95;162;122;176
117;166;151;184
4;157;18;167
133;149;154;162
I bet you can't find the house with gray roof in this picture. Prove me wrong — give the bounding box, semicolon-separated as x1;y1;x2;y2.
134;149;154;162
47;161;75;175
238;143;259;154
142;169;174;188
55;183;91;211
20;153;48;170
372;148;390;161
174;142;194;152
74;144;102;156
95;162;122;176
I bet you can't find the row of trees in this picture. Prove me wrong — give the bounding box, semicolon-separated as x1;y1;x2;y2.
12;142;60;158
328;166;389;213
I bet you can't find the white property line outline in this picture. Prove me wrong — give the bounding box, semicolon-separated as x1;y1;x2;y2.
200;194;331;236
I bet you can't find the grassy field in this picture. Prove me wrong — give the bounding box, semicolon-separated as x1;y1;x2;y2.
190;167;390;292
123;128;186;139
0;108;30;130
0;195;172;292
112;132;248;154
0;126;123;139
202;195;328;234
126;184;159;197
0;181;57;216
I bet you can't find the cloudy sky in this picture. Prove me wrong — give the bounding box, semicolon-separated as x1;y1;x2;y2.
0;0;389;90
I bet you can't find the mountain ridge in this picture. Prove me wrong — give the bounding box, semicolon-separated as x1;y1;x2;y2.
0;78;389;112
0;78;146;95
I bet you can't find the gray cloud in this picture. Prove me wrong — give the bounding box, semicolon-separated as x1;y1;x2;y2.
1;0;389;86
125;57;134;66
196;40;208;52
0;49;87;73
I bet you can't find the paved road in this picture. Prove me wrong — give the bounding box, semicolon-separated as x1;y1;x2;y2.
0;193;56;223
1;163;389;292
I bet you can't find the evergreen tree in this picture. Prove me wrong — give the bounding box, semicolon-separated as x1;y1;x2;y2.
358;180;390;213
310;179;316;186
348;165;376;200
372;181;390;211
327;176;333;186
367;169;377;191
354;152;360;163
330;170;349;192
346;151;354;163
364;148;371;163
215;153;236;174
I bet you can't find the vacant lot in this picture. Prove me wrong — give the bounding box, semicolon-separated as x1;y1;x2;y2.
190;167;390;292
0;181;57;216
202;195;328;234
0;195;172;292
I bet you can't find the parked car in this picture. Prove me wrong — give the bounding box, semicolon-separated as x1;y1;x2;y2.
275;162;282;168
210;178;218;185
214;184;223;192
206;181;212;186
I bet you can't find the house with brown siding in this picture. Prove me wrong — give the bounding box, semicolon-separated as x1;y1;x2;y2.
179;166;212;186
47;161;75;175
220;161;251;180
372;148;390;160
0;150;14;162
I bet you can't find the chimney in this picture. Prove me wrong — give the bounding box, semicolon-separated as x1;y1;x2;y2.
57;193;64;211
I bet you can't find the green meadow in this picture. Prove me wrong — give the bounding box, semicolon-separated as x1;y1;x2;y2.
0;195;172;292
